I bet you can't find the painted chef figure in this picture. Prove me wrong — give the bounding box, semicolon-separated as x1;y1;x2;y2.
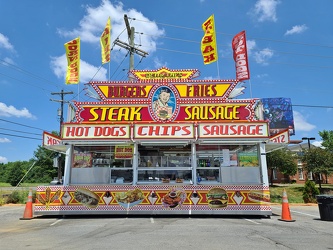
153;87;173;120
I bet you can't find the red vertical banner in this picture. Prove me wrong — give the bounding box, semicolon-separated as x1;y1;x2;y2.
232;31;250;81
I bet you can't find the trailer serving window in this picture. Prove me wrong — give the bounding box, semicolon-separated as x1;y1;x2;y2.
196;143;262;184
70;145;133;185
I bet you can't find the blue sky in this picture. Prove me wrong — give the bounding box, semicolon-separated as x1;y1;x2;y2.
0;0;332;163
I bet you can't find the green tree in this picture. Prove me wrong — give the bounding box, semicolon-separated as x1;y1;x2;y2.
0;163;7;182
6;161;25;186
301;147;331;193
318;130;333;181
28;145;58;183
319;130;333;151
266;148;297;185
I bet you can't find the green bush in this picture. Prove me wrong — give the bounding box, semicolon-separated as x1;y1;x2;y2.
303;180;320;203
5;190;36;204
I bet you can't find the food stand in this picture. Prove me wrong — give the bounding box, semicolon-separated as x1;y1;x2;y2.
35;67;283;216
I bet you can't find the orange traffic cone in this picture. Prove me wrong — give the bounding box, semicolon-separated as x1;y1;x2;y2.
278;188;295;222
20;189;33;220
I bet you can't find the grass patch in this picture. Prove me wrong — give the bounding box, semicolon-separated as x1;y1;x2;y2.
0;183;48;187
270;184;333;203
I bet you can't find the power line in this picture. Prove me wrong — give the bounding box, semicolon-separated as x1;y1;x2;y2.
0;72;54;93
139;33;333;60
0;59;61;88
137;45;333;70
0;127;41;136
292;104;333;109
130;17;333;49
0;118;44;131
0;132;41;141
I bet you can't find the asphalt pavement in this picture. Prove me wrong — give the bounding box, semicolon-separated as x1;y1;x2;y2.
0;203;332;250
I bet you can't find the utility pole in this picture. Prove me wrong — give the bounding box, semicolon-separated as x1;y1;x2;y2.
114;14;148;80
50;89;73;182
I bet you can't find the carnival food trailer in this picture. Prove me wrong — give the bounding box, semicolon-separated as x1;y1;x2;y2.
35;67;289;216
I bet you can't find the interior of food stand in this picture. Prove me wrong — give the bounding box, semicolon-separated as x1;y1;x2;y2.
68;141;265;185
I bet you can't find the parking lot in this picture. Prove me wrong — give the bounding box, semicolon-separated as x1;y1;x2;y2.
0;204;332;250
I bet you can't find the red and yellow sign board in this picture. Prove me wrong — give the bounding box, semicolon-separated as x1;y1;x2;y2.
67;67;268;139
76;102;254;123
129;67;199;81
91;80;236;100
61;122;269;141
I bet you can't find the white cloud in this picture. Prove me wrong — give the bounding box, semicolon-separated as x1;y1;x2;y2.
256;73;268;78
0;156;8;164
246;40;256;55
57;0;164;55
250;0;280;22
52;0;165;82
254;48;274;65
293;111;316;132
0;102;36;119
241;39;273;65
0;33;14;51
0;138;11;143
153;57;167;69
284;24;308;36
50;54;108;83
0;57;15;65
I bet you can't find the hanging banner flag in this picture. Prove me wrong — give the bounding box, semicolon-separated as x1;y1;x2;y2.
64;37;80;84
100;17;111;64
201;14;218;65
232;30;250;81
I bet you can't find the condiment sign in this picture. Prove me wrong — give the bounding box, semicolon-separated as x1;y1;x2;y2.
115;145;134;159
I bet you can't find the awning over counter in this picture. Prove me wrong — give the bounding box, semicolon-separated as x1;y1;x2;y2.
43;131;67;153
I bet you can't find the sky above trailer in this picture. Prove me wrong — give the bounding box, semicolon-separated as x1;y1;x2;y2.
0;0;332;163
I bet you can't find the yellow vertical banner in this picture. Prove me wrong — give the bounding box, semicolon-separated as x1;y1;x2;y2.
201;14;218;65
64;37;80;84
100;17;111;64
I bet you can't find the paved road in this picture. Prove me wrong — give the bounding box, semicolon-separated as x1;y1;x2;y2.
0;204;332;250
